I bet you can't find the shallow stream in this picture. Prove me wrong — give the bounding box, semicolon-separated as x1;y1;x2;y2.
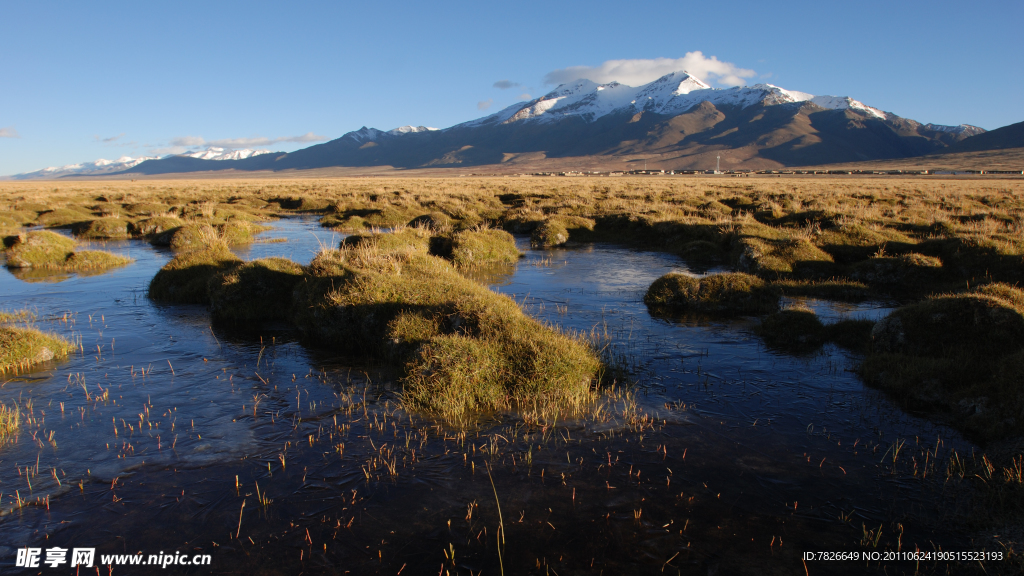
0;217;996;574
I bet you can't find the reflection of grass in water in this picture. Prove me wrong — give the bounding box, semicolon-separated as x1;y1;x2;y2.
8;268;76;283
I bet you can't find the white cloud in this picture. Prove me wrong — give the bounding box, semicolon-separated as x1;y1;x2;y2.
96;132;126;143
169;136;207;147
0;126;20;138
167;132;327;150
518;93;532;101
477;99;494;111
493;80;520;89
543;53;757;88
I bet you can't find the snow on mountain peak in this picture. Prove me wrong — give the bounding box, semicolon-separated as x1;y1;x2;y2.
10;155;162;179
388;125;439;135
808;95;888;119
180;147;273;161
924;123;986;137
484;71;901;126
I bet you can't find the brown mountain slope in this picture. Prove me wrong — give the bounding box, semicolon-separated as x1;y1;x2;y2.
942;120;1024;153
120;102;984;176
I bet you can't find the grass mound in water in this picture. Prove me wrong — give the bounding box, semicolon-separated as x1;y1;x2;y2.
679;240;725;263
735;237;835;276
220;220;261;246
131;216;183;239
851;253;944;289
450;228;521;267
209;257;304;322
0;326;74;375
772;279;872;301
168;223;220;251
531;219;569;248
35;207;94;229
149;243;241;304
295;243;601;422
4;231;75;267
4;231;132;272
341;227;433;255
757;307;826;352
407;212;453;231
644;272;780;315
863;283;1024;441
75;217;131;240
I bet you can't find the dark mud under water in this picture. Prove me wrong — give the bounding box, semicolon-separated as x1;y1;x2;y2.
0;217;1002;574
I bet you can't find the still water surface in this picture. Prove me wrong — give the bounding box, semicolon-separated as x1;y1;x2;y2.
0;217;986;574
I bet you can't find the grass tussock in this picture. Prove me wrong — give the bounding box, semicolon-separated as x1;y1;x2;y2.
4;231;75;267
772;279;873;301
168;223;220;251
0;326;74;375
4;231;132;272
341;227;433;255
74;216;131;240
678;240;725;263
131;216;183;239
221;220;266;245
209;257;304;322
757;306;876;353
407;211;453;231
864;283;1024;441
35;207;94;229
644;272;780;315
531;219;569;248
0;309;36;323
757;306;827;353
450;228;521;267
149;243;242;304
851;252;943;288
294;244;601;422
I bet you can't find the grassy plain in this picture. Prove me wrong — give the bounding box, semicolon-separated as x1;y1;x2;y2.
4;175;1024;434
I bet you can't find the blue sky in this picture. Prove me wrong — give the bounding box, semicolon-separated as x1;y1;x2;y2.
1;0;1021;175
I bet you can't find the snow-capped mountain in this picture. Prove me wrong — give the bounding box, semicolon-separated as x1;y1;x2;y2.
9;147;277;179
9;155;163;179
464;71;902;127
180;147;273;161
14;70;1000;178
923;123;987;137
388;125;439;136
343;126;440;144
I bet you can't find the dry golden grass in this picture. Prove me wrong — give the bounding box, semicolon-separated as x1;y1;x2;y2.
4;175;1024;293
6;175;1024;430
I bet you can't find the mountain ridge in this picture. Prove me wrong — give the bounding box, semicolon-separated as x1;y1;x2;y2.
10;71;1016;178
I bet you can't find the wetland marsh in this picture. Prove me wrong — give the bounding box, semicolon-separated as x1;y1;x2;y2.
1;177;1023;574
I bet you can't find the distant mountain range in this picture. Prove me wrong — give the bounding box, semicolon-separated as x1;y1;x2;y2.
8;147;271;179
10;72;1021;178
